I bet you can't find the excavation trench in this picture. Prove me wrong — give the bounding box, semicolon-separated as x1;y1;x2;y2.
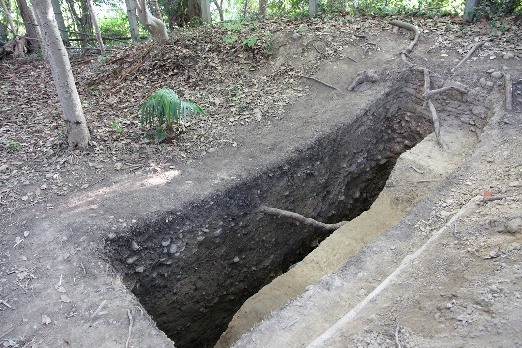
105;71;483;348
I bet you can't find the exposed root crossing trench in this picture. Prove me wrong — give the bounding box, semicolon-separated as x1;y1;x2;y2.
218;117;481;348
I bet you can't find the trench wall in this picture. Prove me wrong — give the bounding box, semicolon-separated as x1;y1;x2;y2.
105;69;487;348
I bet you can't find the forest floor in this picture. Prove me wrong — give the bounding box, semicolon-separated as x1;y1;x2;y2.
0;14;521;348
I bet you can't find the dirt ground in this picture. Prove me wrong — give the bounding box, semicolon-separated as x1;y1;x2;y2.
1;15;521;348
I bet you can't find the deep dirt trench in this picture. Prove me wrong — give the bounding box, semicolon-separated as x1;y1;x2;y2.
104;70;487;348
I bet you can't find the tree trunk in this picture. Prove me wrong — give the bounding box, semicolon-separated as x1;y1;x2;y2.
134;0;169;43
309;0;317;17
242;0;248;18
200;0;211;23
0;22;8;44
79;0;93;48
50;0;70;46
212;0;224;21
86;0;104;54
463;0;479;21
259;0;267;17
124;0;140;41
0;0;17;36
148;0;161;18
15;0;40;50
187;0;201;19
31;0;91;149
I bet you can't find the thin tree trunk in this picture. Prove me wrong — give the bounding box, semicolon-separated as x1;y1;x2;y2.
15;0;40;50
0;0;17;36
79;0;93;48
85;0;104;54
50;0;69;46
124;0;140;41
0;22;8;44
134;0;169;43
242;0;248;18
31;0;90;149
259;0;267;17
309;0;317;17
463;0;479;21
200;0;211;23
212;0;224;21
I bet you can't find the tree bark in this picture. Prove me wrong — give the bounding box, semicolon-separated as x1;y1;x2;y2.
85;0;104;54
50;0;70;46
31;0;91;149
124;0;140;41
259;0;267;17
15;0;40;50
463;0;479;21
134;0;169;43
0;22;8;44
309;0;317;17
242;0;248;18
200;0;211;23
0;0;17;36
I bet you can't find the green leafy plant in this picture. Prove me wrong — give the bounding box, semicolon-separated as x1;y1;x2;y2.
223;34;238;44
243;35;258;48
108;120;122;134
6;140;21;152
139;88;206;143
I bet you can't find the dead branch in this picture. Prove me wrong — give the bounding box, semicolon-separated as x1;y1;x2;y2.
423;85;468;99
390;20;420;55
348;70;379;91
259;206;348;231
300;75;341;92
451;41;487;72
505;74;513;112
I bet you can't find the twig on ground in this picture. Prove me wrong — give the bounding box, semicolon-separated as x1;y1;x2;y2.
299;75;341;92
125;309;134;348
452;41;487;72
505;74;513;112
410;165;425;174
90;300;107;319
347;56;358;63
390;20;420;65
259;206;347;231
395;322;402;348
480;195;507;204
348;70;379;91
0;327;14;339
0;299;13;309
311;43;324;56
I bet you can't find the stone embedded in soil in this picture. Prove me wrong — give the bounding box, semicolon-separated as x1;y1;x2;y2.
491;71;503;79
503;52;515;60
506;218;522;234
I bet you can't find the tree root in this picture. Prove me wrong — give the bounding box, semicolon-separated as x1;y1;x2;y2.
259;206;348;231
390;20;420;65
423;85;468;99
300;75;341;92
451;41;487;72
348;70;379;91
423;69;446;149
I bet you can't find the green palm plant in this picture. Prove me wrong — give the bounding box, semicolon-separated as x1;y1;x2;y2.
139;88;206;142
